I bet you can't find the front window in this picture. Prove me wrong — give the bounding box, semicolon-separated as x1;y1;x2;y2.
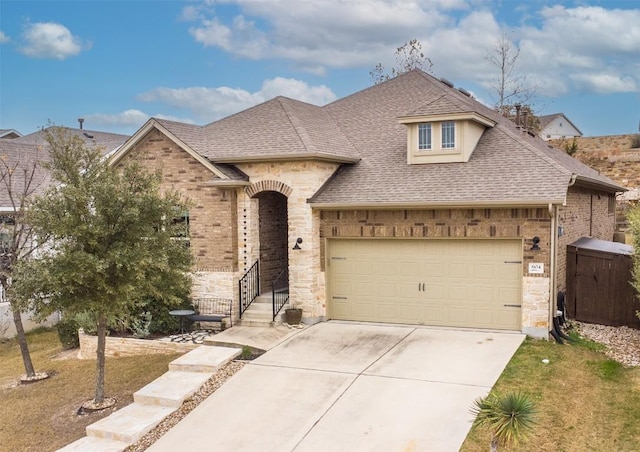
171;208;190;246
441;121;455;148
418;123;432;150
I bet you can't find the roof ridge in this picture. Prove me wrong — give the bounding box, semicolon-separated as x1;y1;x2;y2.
277;97;316;154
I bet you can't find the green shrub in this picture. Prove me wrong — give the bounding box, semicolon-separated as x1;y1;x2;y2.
74;311;98;335
127;295;195;335
56;318;79;349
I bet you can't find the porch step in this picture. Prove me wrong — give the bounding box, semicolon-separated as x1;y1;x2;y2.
86;403;176;443
236;318;276;328
134;370;212;407
241;309;274;321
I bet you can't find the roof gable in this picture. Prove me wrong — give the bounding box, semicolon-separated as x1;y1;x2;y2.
109;119;234;181
199;96;359;163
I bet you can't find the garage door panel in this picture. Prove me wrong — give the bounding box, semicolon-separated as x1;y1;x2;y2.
328;239;522;330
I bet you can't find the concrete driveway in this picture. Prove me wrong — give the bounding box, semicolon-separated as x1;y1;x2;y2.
148;322;524;452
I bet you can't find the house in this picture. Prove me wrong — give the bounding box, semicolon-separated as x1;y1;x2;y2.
0;129;22;139
107;70;622;339
0;126;129;338
539;113;583;141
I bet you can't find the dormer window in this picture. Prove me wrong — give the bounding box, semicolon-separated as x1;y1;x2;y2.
441;121;455;148
418;123;432;150
399;111;496;164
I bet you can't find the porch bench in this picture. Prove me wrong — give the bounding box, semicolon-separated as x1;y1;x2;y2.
188;298;233;330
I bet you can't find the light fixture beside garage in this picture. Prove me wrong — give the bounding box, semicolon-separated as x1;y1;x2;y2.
530;236;541;251
293;237;303;250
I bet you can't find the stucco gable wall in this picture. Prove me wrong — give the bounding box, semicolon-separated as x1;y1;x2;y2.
557;186;616;293
125;128;238;272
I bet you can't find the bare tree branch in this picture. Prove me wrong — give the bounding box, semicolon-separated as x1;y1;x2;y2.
370;39;433;85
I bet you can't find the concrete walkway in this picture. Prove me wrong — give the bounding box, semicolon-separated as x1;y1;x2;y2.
148;322;525;452
57;345;242;451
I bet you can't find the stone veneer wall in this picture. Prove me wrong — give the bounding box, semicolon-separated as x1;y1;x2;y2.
320;207;553;336
235;161;341;319
556;186;616;293
78;329;197;359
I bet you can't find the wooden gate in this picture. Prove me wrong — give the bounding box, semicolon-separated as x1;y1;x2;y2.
566;237;638;328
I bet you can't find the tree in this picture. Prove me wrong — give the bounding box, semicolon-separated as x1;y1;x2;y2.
370;38;433;84
0;141;49;382
470;391;537;452
13;128;192;408
628;206;640;321
483;33;538;116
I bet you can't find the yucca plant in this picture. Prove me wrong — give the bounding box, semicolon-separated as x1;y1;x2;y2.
470;391;537;452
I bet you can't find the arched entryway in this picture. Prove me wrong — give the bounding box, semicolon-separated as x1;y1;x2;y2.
254;190;289;290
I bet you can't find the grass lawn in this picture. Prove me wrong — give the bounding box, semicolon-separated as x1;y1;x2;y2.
0;327;181;452
461;332;640;452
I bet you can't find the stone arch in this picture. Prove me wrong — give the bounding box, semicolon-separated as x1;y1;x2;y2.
245;180;293;198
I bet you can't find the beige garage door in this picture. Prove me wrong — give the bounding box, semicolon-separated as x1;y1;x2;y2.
327;239;522;330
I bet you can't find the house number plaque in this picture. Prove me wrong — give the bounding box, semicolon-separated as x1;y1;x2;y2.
528;263;544;274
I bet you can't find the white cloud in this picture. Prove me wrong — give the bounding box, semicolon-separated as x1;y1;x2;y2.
85;109;193;128
0;31;9;44
183;1;640;97
186;0;453;69
20;22;88;59
138;77;336;121
570;73;638;94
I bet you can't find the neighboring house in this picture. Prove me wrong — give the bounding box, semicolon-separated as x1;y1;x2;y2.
111;70;620;339
539;113;583;141
0;129;23;139
0;126;129;338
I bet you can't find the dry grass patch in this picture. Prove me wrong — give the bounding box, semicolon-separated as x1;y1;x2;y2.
461;333;640;452
0;328;181;452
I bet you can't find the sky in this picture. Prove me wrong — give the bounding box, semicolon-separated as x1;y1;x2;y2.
0;0;639;138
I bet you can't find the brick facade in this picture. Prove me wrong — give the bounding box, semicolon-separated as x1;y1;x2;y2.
129;129;239;271
255;191;289;287
556;186;616;292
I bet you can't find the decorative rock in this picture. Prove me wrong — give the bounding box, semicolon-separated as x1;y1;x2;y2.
575;321;640;367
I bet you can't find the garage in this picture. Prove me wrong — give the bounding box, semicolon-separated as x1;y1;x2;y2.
327;239;522;330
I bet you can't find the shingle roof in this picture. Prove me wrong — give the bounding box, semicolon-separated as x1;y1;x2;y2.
0;126;129;208
141;70;621;207
14;127;129;156
0;140;52;208
310;70;621;206
200;97;359;162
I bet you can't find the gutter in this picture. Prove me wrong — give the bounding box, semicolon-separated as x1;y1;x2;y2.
309;199;566;210
213;153;360;165
549;203;558;341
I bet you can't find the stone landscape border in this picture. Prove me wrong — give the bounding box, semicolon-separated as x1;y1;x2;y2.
78;329;199;359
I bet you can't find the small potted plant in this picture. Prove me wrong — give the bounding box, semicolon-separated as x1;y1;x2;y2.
284;304;303;325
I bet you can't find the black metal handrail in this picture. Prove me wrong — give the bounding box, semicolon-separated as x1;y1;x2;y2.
272;269;289;321
239;260;259;318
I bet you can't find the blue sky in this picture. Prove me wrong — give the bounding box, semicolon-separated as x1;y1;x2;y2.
1;0;639;137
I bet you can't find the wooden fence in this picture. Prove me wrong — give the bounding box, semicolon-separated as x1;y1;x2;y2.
566;239;639;328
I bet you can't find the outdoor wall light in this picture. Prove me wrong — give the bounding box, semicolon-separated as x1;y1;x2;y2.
531;236;541;251
292;237;303;250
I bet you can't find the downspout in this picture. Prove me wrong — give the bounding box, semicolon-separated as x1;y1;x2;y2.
548;203;558;341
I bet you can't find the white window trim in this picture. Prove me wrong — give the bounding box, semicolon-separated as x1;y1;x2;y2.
415;121;458;154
